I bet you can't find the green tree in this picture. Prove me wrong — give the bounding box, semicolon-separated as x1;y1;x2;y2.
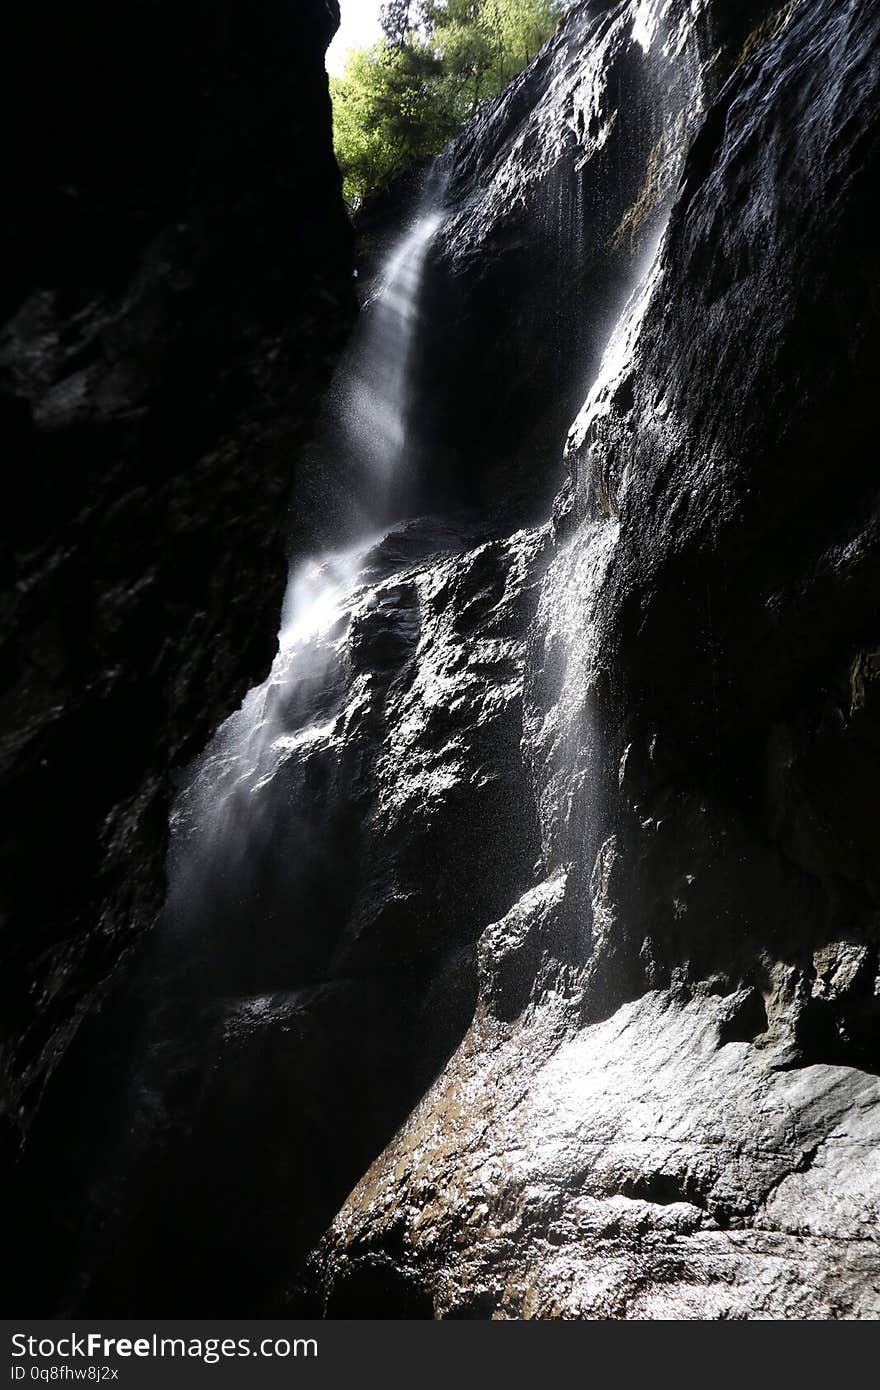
332;0;563;211
331;38;454;210
380;1;424;48
427;0;562;112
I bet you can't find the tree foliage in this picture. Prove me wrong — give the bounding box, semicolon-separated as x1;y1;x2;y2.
332;0;563;211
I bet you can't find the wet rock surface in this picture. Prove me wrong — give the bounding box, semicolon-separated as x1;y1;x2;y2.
313;985;880;1318
63;518;550;1314
303;0;880;1317
410;0;778;515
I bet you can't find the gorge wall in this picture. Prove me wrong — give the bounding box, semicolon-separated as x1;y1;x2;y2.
0;0;354;1307
3;0;879;1320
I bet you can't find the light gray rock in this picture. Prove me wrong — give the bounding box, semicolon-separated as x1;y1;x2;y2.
313;982;880;1318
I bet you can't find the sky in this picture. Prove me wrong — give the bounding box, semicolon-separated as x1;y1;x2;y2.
326;0;385;77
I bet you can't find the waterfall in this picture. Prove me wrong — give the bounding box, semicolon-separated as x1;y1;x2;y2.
164;169;449;964
526;0;711;884
323;164;449;529
347;204;445;510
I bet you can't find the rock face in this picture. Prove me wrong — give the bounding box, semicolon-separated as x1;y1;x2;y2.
412;0;717;514
0;0;354;1307
316;990;880;1318
305;0;880;1317
6;0;880;1319
59;515;552;1314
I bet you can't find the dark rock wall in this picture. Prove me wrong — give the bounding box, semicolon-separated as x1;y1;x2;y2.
408;0;776;517
560;0;880;1047
0;0;354;1291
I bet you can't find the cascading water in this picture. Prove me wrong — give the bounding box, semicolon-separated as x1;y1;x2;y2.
525;0;710;888
164;170;450;971
319;165;449;531
526;226;670;882
346;203;445;514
